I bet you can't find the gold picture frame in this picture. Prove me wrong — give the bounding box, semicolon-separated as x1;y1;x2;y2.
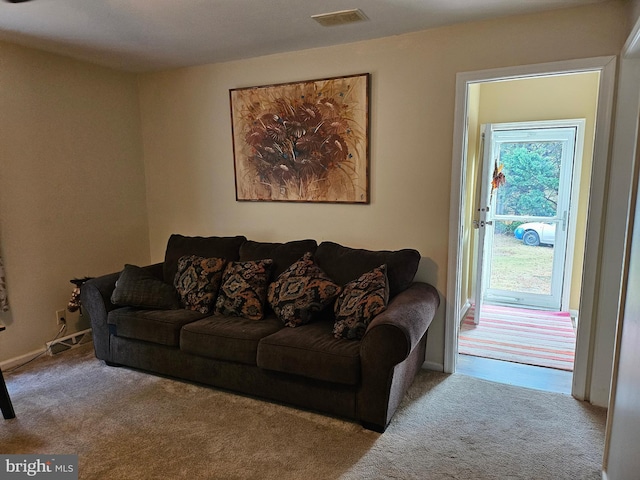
230;73;370;203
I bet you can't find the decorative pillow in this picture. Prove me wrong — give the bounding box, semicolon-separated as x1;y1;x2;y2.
267;252;341;327
214;259;273;321
174;255;227;314
163;234;246;284
333;264;389;340
111;264;180;310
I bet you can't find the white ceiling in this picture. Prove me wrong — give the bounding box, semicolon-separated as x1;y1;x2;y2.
0;0;607;72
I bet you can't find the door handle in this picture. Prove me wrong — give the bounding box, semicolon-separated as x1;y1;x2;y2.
473;220;493;229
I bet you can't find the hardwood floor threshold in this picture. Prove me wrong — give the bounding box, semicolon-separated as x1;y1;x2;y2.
456;354;572;395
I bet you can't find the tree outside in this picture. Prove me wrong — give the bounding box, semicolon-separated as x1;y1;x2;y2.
492;141;562;235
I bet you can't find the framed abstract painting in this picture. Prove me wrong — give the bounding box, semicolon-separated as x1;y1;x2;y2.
230;73;370;203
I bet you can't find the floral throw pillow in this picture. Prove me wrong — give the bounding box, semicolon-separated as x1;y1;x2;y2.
214;259;273;321
174;255;227;314
267;252;341;327
333;264;389;340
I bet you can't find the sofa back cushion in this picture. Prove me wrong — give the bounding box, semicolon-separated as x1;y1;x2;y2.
163;234;246;284
314;241;420;298
111;264;180;310
239;239;317;279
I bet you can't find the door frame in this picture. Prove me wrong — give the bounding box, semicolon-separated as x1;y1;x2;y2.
445;56;617;402
479;120;585;312
603;16;640;470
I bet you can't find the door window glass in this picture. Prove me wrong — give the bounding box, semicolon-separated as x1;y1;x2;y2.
495;141;563;217
489;220;554;296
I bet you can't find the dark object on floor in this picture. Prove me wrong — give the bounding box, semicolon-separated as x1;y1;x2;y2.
0;368;15;419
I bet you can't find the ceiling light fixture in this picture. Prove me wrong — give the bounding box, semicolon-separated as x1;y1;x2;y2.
311;9;368;27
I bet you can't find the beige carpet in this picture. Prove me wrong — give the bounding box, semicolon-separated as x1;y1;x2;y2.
1;344;606;479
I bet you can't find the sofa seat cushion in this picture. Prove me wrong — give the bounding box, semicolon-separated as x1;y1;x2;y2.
181;315;283;365
257;320;361;385
107;307;207;346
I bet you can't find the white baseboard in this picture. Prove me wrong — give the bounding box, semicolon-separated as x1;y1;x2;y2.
458;298;473;327
423;360;444;372
460;299;472;323
0;347;47;370
1;328;93;369
602;469;608;480
570;309;579;322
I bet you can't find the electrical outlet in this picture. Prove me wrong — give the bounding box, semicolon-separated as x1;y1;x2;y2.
56;309;66;326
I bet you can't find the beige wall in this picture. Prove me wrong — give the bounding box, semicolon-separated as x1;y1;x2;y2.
138;2;628;369
462;73;600;312
0;42;150;363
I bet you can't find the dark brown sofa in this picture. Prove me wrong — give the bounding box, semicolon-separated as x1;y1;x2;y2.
81;235;440;432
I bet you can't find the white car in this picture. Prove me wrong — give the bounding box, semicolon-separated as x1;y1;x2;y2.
514;222;556;246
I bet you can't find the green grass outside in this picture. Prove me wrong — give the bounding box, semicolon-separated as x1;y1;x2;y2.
488;234;554;295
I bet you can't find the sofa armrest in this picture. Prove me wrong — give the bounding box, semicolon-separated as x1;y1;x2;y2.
80;272;120;361
80;263;163;360
361;282;440;364
358;282;440;430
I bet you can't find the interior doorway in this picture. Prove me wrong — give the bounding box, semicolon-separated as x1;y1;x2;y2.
445;57;618;399
460;75;597;384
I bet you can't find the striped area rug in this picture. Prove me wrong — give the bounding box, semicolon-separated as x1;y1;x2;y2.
459;304;576;371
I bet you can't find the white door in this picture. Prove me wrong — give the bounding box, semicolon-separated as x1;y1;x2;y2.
475;121;578;313
473;125;494;324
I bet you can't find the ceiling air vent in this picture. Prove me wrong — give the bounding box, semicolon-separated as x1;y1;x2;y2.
311;9;368;27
